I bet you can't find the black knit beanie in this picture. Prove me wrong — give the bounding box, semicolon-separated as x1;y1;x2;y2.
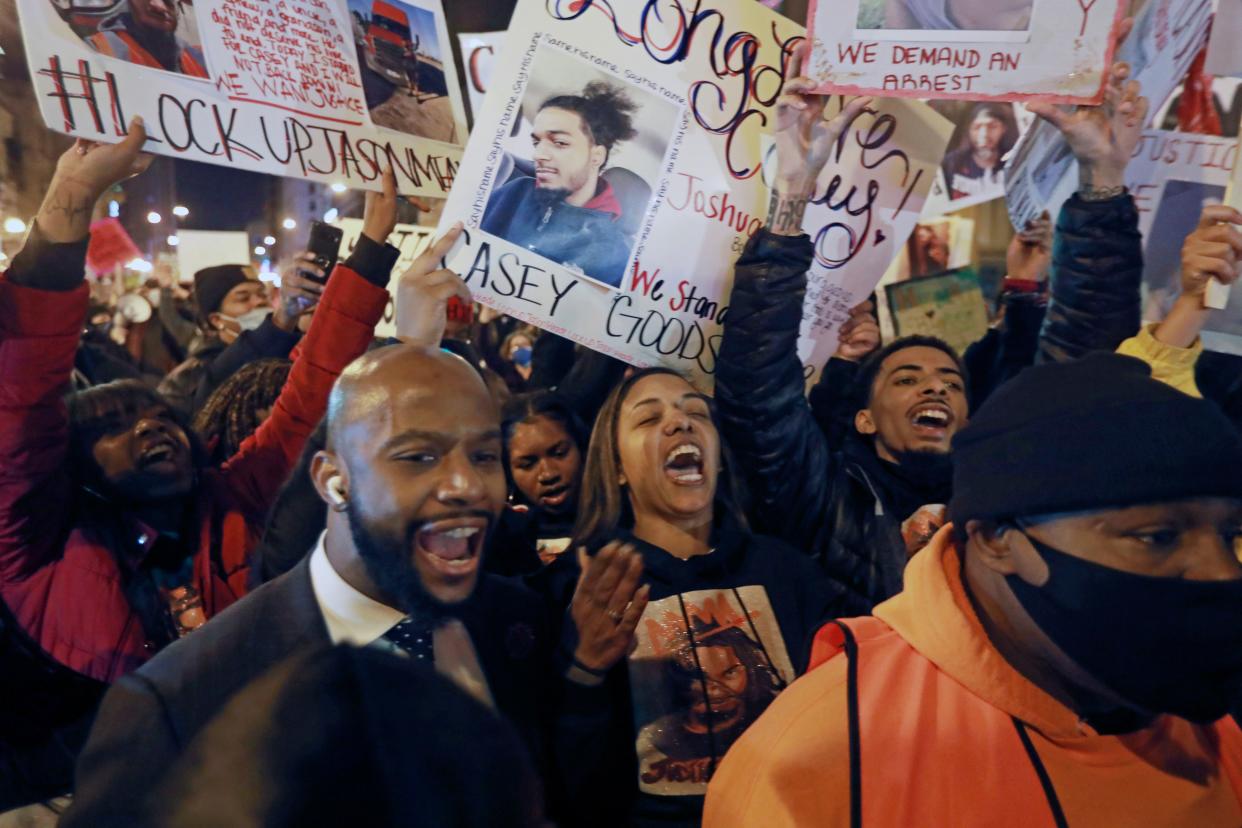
949;353;1242;525
194;264;252;319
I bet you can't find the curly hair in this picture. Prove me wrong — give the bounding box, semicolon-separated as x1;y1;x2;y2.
192;358;292;465
540;80;639;166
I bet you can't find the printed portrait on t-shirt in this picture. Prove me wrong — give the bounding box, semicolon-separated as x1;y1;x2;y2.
628;587;795;797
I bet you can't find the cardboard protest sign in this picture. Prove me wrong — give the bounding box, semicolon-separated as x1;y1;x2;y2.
86;218;141;274
1004;0;1214;230
17;0;466;196
885;268;989;354
335;217;435;336
457;32;503;125
806;0;1125;103
437;0;950;391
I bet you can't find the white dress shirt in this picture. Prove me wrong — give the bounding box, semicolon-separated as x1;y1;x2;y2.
308;533;494;709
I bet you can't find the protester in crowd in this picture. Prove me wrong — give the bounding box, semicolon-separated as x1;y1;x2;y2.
84;0;208;77
498;391;588;568
498;328;537;392
1113;204;1242;411
715;45;1147;612
545;367;848;828
153;263;199;354
141;646;545;828
482;81;638;288
940;103;1020;199
157;254;322;416
64;234;553;827
191;358;292;466
75;301;144;387
705;352;1242;826
0;120;398;804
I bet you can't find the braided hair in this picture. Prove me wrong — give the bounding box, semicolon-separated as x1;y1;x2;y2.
193;358;292;465
540;81;639;166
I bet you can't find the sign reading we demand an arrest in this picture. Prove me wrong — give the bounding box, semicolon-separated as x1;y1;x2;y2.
17;0;467;196
438;0;950;390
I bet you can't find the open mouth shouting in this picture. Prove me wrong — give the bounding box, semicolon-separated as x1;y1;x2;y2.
414;517;489;581
138;437;182;471
907;402;955;440
664;442;705;486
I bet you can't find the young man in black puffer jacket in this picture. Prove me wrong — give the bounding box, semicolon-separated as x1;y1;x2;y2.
715;53;1147;613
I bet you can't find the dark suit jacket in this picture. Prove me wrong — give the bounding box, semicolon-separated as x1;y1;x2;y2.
62;557;551;828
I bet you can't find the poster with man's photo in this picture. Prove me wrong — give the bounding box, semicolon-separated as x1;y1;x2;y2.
17;0;468;196
921;100;1029;212
807;0;1126;103
437;0;951;390
629;587;795;795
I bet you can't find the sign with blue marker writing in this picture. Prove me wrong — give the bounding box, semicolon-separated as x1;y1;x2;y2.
16;0;466;196
438;0;950;390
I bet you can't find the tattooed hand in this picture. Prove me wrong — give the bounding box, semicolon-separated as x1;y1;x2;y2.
38;117;153;243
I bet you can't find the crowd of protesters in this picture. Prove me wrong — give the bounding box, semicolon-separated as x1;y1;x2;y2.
1;22;1242;828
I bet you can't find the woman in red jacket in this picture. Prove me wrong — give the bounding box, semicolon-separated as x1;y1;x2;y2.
0;120;400;805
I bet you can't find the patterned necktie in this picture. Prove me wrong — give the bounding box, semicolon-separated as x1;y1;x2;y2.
383;617;435;663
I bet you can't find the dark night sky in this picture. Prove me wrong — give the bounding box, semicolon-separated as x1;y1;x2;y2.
174;159;275;231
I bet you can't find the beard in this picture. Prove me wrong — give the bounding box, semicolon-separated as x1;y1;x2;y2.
532;164;594;209
347;502;453;621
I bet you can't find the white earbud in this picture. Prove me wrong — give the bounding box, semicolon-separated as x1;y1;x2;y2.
327;476;348;509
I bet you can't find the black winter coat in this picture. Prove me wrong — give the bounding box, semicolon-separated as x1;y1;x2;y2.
715;194;1142;612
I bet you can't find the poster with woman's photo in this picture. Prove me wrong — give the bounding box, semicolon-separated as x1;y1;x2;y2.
437;0;951;391
808;0;1126;103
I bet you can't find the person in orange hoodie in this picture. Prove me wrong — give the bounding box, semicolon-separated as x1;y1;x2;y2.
705;347;1242;827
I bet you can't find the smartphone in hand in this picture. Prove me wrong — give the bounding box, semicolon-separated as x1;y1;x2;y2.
305;221;344;284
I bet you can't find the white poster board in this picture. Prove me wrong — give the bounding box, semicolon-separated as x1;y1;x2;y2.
335;217;435;337
457;32;503;125
1206;0;1242;78
18;0;467;197
806;0;1125;103
436;0;950;391
176;230;251;279
1004;0;1214;230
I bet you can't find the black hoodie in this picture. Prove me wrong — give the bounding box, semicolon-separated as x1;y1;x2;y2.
546;516;851;828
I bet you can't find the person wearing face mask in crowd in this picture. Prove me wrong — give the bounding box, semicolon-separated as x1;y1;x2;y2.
158;252;324;417
498;329;537;392
706;352;1242;827
498;391;589;572
544;368;848;828
0;121;400;808
64;245;554;824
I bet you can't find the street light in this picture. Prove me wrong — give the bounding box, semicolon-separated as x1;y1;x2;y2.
146;211;162;224
263;235;276;246
172;205;189;218
330;182;347;194
323;208;339;223
127;258;153;273
167;235;180;247
254;245;267;256
3;217;26;234
282;218;297;230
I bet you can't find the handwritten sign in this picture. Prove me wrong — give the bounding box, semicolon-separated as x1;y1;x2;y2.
335;217;434;336
807;0;1125;104
437;0;949;390
17;0;465;197
1005;0;1213;230
457;31;503;125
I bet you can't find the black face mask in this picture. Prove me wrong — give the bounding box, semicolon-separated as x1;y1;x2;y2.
1006;530;1242;725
